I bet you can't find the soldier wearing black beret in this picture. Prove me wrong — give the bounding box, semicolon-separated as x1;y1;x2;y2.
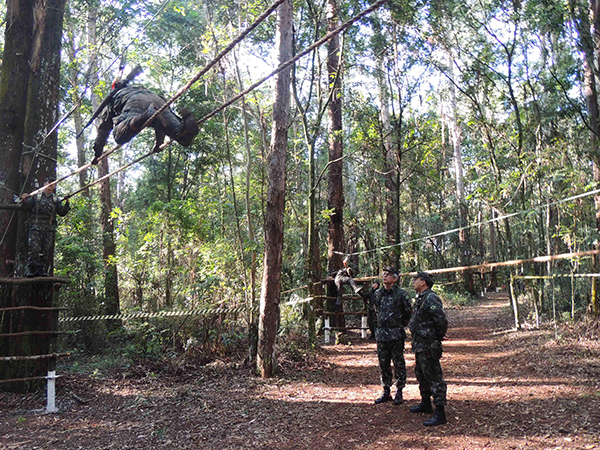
409;271;448;426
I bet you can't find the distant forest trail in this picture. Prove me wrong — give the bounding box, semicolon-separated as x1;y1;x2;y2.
1;293;599;449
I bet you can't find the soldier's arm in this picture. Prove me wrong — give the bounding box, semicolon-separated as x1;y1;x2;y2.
426;294;448;339
92;111;114;161
401;291;412;327
56;198;70;217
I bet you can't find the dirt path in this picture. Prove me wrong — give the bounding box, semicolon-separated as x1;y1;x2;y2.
1;294;600;449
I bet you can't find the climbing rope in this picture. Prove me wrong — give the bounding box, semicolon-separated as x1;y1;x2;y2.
56;0;391;200
26;0;288;199
334;186;600;258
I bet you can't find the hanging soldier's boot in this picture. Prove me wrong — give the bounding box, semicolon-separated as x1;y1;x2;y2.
424;405;447;426
35;263;48;277
153;129;166;153
409;397;433;413
374;388;392;404
394;389;403;405
349;278;364;295
175;108;199;147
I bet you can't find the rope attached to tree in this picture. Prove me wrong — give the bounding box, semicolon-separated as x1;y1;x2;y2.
26;0;288;200
56;0;391;200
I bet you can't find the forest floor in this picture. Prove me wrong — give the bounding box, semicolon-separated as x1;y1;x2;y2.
1;292;600;450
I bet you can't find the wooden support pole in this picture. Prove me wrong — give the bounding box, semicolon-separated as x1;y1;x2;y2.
510;273;520;330
46;283;61;413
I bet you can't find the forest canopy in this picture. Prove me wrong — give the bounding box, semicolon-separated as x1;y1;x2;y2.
1;0;599;372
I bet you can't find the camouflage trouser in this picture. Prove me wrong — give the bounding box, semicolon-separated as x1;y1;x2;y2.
377;338;406;389
415;348;447;406
113;108;183;145
27;225;55;274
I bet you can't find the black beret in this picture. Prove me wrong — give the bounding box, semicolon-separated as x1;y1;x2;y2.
412;271;434;286
382;267;398;276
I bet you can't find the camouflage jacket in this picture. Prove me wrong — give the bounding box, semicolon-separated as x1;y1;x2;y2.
409;288;448;353
93;85;170;153
371;285;412;342
22;192;70;229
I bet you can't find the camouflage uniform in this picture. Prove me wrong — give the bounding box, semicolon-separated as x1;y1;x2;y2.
372;285;412;390
409;288;448;407
21;191;70;276
93;85;198;161
332;265;362;305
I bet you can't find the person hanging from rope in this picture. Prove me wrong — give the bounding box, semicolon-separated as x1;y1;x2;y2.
89;66;199;165
19;177;71;277
332;257;364;305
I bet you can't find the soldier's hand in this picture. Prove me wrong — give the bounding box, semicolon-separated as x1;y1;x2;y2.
21;193;29;201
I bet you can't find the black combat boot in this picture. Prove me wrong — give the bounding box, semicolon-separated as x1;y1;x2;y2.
374;388;392;404
423;405;447;426
175;108;199;147
394;389;403;405
409;397;433;413
348;278;364;295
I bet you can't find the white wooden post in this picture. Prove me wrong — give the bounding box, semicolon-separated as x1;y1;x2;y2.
324;317;331;344
46;371;57;413
361;315;367;339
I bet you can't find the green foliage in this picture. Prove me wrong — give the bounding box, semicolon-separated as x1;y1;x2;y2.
45;0;600;372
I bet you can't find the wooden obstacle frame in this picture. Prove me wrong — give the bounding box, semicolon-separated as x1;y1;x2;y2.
0;277;69;412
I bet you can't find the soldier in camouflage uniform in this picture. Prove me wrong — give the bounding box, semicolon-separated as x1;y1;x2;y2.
332;257;363;305
92;84;199;165
409;271;448;426
370;267;412;405
20;178;70;277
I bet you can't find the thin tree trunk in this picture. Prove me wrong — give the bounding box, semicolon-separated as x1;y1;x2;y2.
447;50;474;295
326;0;346;330
257;0;292;378
88;6;120;326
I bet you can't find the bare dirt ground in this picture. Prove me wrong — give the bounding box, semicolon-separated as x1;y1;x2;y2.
2;293;600;450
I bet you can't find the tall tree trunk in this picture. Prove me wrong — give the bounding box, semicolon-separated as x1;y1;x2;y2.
0;0;35;277
326;0;346;330
232;50;260;361
447;51;475;294
571;0;600;319
234;56;259;360
88;6;120;326
372;15;398;268
257;0;292;378
65;21;89;194
0;0;66;389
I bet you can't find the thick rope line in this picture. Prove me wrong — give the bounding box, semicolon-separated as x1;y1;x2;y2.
337;187;600;257
19;0;174;198
30;0;287;200
140;0;288;130
196;0;392;126
60;0;389;200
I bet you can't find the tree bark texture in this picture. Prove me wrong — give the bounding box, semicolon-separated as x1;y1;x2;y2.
0;0;66;389
571;0;600;319
0;0;35;277
326;0;346;329
257;0;292;378
87;6;120;326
